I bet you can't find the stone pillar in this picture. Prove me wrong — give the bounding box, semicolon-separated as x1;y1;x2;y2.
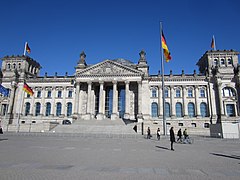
74;82;80;115
97;81;104;120
51;87;56;116
170;86;176;118
137;81;143;122
40;88;45;116
194;85;201;117
124;81;130;119
158;85;162;117
217;81;225;117
182;86;188;117
111;81;118;120
86;81;92;120
7;81;17;123
62;87;67;117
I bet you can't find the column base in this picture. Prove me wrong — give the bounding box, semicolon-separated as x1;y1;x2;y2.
97;113;104;120
137;114;143;123
111;113;118;120
123;113;130;120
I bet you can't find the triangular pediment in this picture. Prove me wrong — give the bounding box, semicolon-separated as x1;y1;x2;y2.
76;60;143;77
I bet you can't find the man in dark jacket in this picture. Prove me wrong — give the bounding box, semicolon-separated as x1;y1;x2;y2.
170;127;175;151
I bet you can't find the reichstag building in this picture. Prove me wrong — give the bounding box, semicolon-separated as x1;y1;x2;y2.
0;49;239;135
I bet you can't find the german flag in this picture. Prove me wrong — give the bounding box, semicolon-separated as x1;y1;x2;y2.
23;83;34;96
161;31;172;62
26;42;31;54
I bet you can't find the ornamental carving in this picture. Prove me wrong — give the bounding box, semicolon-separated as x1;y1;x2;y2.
77;60;142;76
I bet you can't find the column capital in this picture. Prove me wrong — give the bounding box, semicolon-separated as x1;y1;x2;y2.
125;80;130;84
112;80;117;84
87;81;92;85
99;81;104;85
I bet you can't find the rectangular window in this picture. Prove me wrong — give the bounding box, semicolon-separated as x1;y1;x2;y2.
37;91;41;98
68;90;73;98
47;91;51;98
57;91;62;98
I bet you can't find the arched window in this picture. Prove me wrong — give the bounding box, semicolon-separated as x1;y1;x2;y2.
151;89;157;97
200;88;205;97
35;102;41;116
176;89;181;97
222;87;235;97
67;102;72;116
188;102;195;117
45;102;51;116
13;63;16;69
165;88;169;98
165;102;170;117
151;102;158;117
176;102;183;117
56;102;62;116
25;102;31;116
188;88;193;97
7;63;11;69
213;59;218;66
200;102;208;117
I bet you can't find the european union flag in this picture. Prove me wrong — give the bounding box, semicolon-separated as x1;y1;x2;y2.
0;84;9;97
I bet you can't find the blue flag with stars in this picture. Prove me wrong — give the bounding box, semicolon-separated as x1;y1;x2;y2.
0;84;9;97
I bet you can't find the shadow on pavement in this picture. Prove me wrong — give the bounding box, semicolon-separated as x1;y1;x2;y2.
0;138;8;141
210;153;240;160
155;145;170;151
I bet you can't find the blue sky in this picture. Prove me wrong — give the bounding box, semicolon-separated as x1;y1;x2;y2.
0;0;239;76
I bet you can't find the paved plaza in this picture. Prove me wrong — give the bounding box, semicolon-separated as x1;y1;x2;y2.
0;133;239;180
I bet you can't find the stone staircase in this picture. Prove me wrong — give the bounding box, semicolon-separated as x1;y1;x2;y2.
50;118;138;135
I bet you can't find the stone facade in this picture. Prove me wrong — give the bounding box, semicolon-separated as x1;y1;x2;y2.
0;50;239;135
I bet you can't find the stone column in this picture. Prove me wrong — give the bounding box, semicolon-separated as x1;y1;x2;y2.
124;81;130;119
7;81;17;123
194;85;201;117
182;85;188;117
62;87;66;117
111;81;118;120
137;81;143;122
40;88;45;116
170;86;176;118
97;81;104;120
217;81;225;117
74;82;80;115
86;81;92;120
158;85;162;117
51;87;56;116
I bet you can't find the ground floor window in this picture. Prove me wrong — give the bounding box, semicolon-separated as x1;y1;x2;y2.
151;102;158;117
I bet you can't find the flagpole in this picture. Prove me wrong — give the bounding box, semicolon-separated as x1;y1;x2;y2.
160;22;167;136
213;35;217;50
23;42;27;56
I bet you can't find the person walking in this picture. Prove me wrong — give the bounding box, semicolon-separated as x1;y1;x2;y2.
177;128;182;142
183;128;189;140
147;127;151;139
170;127;175;151
156;128;160;140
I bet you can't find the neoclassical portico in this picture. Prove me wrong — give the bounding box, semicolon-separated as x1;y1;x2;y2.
73;54;146;121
